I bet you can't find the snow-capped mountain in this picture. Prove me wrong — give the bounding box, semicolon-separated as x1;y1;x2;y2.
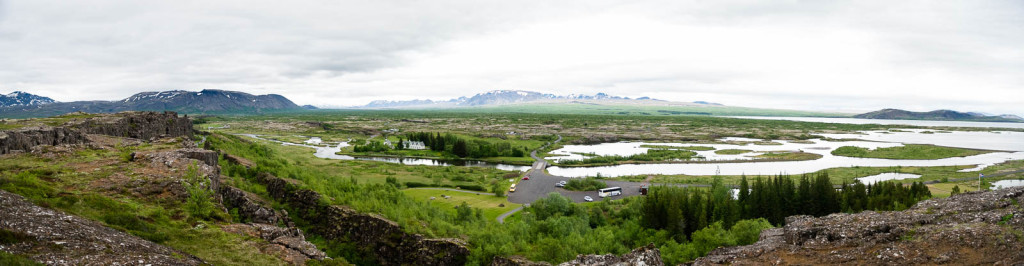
359;90;679;108
0;91;56;107
0;89;302;118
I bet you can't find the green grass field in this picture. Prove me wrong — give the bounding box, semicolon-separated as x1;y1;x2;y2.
831;144;992;159
402;188;520;221
715;149;752;154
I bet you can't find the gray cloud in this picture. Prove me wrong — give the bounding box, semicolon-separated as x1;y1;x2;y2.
0;0;1021;116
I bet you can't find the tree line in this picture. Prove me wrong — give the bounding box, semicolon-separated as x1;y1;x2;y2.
405;132;527;158
641;173;932;240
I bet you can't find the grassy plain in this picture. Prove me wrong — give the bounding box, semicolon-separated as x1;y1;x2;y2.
715;149;753;154
832;144;993;159
402;188;520;221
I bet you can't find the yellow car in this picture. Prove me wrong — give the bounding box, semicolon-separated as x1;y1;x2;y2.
509;183;517;193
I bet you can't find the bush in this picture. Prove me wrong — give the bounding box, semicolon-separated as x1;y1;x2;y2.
385;177;399;187
491;182;505;197
183;162;214;220
115;142;136;162
457;184;486;192
404;182;430;188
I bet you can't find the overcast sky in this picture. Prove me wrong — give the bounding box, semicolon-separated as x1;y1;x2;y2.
0;0;1022;115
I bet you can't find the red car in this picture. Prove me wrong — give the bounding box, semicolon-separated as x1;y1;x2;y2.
522;176;530;180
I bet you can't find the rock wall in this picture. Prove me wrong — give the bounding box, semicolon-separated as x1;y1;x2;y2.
0;126;88;154
222;223;327;265
0;190;203;265
220;186;284;225
252;171;471;265
693;186;1024;265
72;111;192;140
0;111;194;155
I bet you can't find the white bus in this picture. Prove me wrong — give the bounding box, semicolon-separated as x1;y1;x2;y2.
598;187;622;198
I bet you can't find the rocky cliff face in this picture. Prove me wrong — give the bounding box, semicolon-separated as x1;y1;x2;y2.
222;223;327;264
693;187;1024;265
0;190;203;265
0;111;194;155
247;170;471;265
70;111;193;140
220;186;284;225
0;126;88;154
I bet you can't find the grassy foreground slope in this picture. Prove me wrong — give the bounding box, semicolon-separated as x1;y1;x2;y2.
0;137;287;265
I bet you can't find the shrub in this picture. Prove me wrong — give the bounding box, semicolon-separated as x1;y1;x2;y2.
404;182;430;188
115;142;136;162
183;162;214;220
458;184;486;192
491;182;505;197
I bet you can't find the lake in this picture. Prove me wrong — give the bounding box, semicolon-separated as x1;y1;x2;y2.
727;116;1024;129
546;130;1024;178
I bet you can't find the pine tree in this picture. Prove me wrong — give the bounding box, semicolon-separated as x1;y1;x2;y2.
453;140;468;158
739;175;750;217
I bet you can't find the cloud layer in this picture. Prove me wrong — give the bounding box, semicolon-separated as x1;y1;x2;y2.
0;0;1021;115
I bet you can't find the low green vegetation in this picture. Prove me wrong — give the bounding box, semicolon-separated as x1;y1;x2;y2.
715;149;752;155
752;151;823;161
562;178;607;191
0;251;41;266
640;144;715;151
557;149;700;166
183;162;215;219
0;151;287;265
831;144;991;159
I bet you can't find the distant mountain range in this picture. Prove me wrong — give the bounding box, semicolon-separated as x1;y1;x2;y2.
854;109;1024;122
0;89;302;118
361;90;721;108
0;91;56;107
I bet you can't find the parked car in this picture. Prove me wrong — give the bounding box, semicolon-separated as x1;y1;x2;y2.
509;184;516;193
522;176;530;180
555;181;565;187
583;196;594;202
